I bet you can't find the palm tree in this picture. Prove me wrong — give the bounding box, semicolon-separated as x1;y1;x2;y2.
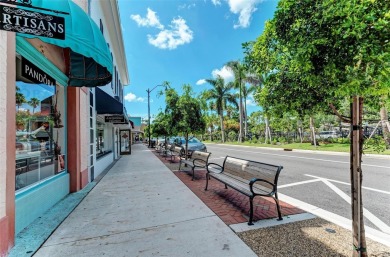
28;97;40;114
204;76;237;143
243;73;264;138
226;60;247;142
16;92;26;110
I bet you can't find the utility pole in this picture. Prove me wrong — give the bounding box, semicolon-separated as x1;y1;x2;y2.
146;85;164;148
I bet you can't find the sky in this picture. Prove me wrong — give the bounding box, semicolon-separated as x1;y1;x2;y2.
118;0;278;121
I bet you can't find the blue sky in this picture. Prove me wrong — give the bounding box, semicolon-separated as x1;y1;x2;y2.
118;0;278;121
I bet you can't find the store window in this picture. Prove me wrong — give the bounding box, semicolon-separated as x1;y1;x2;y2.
15;57;66;190
96;120;112;159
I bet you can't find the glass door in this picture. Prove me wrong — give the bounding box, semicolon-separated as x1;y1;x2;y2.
120;129;131;155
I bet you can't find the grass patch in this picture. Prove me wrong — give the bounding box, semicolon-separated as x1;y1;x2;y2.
203;140;390;155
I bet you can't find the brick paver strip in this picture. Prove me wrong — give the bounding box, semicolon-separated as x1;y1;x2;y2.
152;149;305;225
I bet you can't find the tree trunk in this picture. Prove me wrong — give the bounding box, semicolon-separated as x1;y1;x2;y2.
185;132;189;161
244;96;248;139
298;119;303;143
310;116;317;146
380;106;390;144
350;96;367;257
238;90;244;143
220;112;225;143
265;117;272;144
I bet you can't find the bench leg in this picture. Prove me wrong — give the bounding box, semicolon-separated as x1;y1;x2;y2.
205;173;209;190
224;184;228;189
274;193;283;221
248;196;254;226
192;167;195;181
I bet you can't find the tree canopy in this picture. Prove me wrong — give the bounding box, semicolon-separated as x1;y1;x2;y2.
245;0;389;117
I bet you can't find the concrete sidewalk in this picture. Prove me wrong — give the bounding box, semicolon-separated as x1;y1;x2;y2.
34;144;256;257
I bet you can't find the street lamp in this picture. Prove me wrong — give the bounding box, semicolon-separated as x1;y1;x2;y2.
147;85;164;148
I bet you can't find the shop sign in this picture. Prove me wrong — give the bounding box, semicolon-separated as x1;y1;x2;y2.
0;5;65;39
105;116;125;123
21;57;56;85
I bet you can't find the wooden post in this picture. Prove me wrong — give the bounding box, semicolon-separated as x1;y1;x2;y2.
350;96;367;257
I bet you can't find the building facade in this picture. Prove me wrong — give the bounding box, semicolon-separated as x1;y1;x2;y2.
0;1;129;255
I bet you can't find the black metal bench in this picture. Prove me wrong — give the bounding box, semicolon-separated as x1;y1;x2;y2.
205;156;283;225
179;151;211;180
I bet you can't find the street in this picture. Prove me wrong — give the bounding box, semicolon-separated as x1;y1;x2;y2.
206;143;390;242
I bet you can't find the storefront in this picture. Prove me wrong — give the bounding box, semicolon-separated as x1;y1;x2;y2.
94;87;132;176
0;0;114;252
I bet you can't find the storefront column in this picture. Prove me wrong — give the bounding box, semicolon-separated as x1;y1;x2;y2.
67;87;81;192
0;31;16;256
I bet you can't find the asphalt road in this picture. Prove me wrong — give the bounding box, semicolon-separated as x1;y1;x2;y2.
205;143;390;237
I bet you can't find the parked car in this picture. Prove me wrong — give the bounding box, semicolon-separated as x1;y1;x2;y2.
172;137;207;153
318;131;340;139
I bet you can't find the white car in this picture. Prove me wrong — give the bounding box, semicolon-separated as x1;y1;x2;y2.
318;131;339;139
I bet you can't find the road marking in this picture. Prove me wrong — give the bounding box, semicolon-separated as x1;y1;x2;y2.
279;179;321;188
207;145;390;169
316;178;390;234
278;192;390;247
305;174;390;195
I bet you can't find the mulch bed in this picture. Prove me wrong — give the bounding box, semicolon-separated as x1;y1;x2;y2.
152;149;304;225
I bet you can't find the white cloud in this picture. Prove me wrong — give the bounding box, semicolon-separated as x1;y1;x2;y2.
211;66;234;82
196;79;206;85
178;3;196;10
228;0;263;28
124;93;147;103
147;17;193;50
246;94;257;106
130;8;164;29
212;0;263;28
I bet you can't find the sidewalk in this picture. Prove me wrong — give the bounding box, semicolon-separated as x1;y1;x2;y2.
33;144;256;257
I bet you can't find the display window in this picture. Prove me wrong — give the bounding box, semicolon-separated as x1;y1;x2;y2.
96;120;112;159
15;56;66;190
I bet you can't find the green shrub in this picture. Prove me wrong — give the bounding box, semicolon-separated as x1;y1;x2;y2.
278;136;286;144
364;136;387;153
228;131;237;141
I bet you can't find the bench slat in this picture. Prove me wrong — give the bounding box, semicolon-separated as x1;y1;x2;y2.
206;155;283;225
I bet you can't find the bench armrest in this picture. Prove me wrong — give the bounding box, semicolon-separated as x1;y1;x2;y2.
206;163;223;173
249;178;275;195
192;158;206;167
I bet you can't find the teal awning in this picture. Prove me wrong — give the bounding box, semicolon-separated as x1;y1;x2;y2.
17;0;113;87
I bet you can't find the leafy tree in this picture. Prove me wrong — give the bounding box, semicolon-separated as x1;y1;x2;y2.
151;112;171;145
164;85;206;157
203;75;237;143
245;0;389;255
28;97;40;114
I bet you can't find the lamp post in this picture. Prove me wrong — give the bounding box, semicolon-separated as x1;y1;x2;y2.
146;85;164;148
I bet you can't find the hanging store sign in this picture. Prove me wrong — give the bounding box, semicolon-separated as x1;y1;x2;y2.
105;116;125;123
0;5;65;39
21;57;56;85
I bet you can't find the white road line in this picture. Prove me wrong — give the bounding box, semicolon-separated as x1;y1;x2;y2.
278;192;390;247
305;174;390;195
319;178;390;234
279;179;321;188
208;146;390;169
